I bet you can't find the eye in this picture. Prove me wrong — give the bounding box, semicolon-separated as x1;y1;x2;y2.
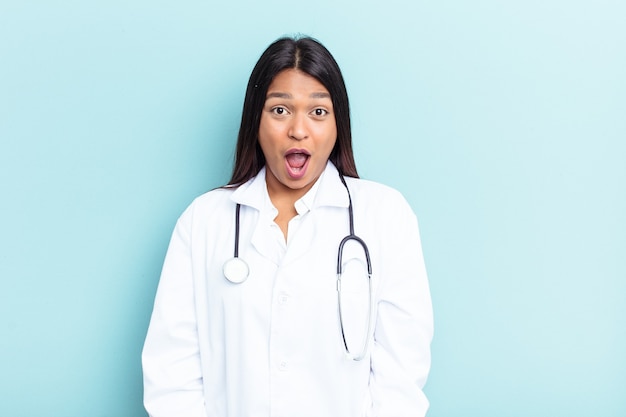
271;106;288;115
312;108;328;117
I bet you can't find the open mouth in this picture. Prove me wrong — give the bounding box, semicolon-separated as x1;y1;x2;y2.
285;150;310;179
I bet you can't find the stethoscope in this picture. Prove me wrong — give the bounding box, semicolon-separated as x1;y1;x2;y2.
222;173;373;361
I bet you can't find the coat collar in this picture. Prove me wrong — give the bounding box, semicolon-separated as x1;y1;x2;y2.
230;161;350;211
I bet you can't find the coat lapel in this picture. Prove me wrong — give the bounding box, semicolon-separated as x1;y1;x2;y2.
229;162;350;268
231;168;281;266
282;162;349;267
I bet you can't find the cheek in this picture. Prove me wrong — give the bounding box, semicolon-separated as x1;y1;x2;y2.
327;139;338;156
257;136;273;162
321;126;338;152
259;117;284;140
257;119;275;154
322;118;338;146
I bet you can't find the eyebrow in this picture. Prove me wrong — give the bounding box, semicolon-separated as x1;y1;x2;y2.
265;92;331;99
310;92;331;99
266;92;292;99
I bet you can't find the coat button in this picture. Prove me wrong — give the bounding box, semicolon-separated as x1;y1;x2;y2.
279;360;288;371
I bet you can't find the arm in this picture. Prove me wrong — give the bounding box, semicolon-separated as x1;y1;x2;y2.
368;197;433;416
142;207;206;417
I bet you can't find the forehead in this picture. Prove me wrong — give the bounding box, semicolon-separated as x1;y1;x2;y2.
266;69;330;97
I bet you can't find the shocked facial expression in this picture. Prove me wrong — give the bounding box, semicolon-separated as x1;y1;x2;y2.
258;68;337;200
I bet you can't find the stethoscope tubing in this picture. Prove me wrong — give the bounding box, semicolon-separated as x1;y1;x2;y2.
336;174;374;360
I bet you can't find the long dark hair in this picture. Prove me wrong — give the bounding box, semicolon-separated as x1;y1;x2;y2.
227;36;358;186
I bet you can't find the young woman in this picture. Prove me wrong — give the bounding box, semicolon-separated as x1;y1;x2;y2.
142;36;433;417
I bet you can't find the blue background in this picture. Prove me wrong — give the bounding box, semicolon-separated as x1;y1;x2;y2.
1;1;624;416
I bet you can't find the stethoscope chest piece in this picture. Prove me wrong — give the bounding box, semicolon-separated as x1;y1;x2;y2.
223;257;249;284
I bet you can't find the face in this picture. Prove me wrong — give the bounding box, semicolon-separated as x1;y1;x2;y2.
258;68;337;200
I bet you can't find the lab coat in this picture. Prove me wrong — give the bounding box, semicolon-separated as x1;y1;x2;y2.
142;162;433;417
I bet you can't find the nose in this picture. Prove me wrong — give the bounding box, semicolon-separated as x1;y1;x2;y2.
288;114;309;141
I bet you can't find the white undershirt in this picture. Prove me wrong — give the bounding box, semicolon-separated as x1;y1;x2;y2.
264;173;323;254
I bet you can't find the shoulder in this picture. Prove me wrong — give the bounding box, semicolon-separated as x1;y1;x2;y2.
192;186;236;207
344;177;411;208
343;177;418;229
177;186;237;224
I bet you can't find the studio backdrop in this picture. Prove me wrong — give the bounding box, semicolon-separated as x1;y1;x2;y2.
1;0;624;416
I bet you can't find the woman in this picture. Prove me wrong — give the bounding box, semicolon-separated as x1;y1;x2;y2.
142;36;433;417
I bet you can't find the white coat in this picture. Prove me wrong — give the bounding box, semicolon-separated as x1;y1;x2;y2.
142;162;433;417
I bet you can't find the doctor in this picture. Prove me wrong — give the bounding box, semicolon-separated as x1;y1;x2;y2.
142;36;433;417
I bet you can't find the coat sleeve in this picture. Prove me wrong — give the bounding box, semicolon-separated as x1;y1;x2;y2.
367;194;434;417
142;205;207;417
